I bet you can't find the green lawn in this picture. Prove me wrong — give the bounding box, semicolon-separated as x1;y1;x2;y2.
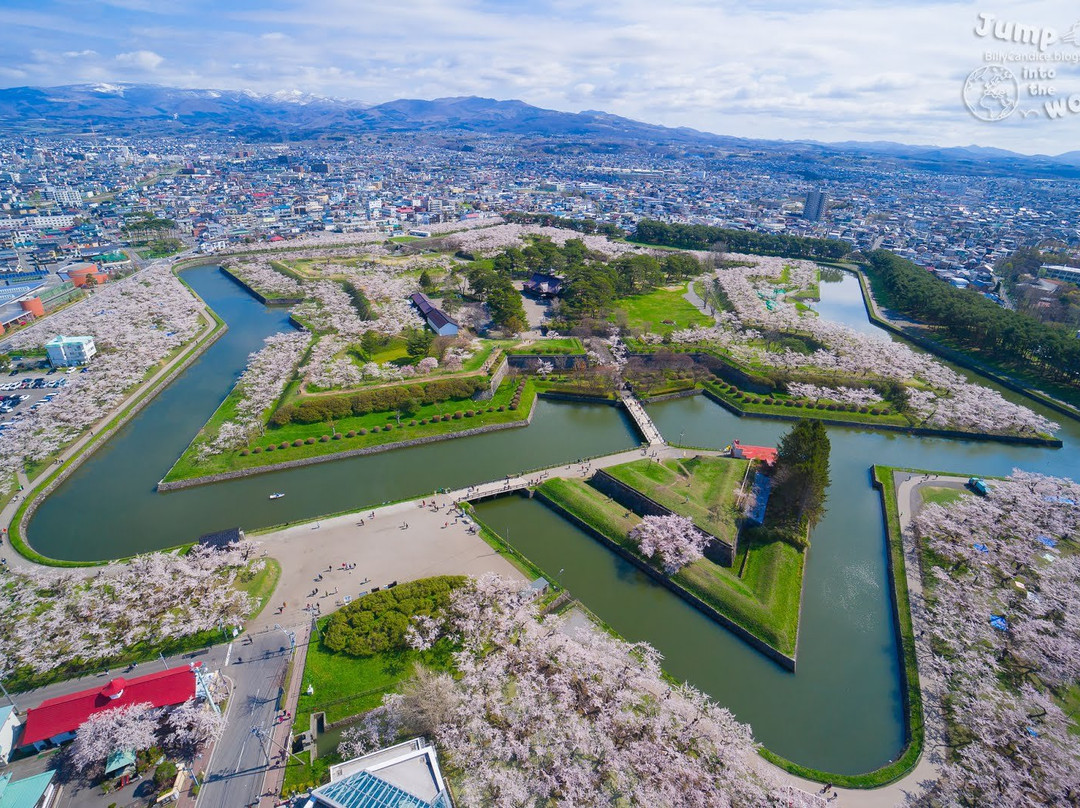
508;337;585;355
918;486;967;507
165;378;535;481
537;470;805;657
282;588;459;794
603;456;748;545
614;285;712;334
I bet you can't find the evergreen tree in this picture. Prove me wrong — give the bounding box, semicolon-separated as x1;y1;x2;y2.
770;419;831;535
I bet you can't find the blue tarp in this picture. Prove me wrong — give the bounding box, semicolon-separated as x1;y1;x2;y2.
745;473;772;526
990;615;1008;632
1036;536;1057;548
1043;496;1077;505
974;543;989;554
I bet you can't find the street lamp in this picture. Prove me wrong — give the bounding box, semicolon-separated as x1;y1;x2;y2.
274;624;296;652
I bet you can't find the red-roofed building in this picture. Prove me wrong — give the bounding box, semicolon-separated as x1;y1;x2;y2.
19;666;197;750
729;439;778;466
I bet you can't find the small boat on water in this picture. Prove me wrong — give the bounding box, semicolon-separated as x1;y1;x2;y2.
269;493;285;500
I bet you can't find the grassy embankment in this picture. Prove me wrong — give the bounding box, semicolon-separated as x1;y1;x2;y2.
281;577;467;794
762;465;923;788
507;337;585;355
537;456;804;657
164;377;535;482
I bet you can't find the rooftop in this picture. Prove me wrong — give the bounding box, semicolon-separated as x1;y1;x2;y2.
20;665;195;747
311;738;450;808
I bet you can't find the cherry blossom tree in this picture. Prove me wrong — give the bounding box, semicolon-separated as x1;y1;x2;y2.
909;471;1080;806
0;541;262;677
163;698;226;758
340;573;817;807
629;514;709;574
70;702;160;771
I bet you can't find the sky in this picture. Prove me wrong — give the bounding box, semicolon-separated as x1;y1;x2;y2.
1;0;1079;154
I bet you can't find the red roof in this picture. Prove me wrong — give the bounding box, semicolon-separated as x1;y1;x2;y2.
732;440;779;465
20;666;196;747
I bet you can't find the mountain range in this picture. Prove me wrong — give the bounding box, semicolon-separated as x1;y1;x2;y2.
2;83;1079;178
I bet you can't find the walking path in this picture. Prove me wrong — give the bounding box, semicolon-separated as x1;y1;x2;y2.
250;444;713;635
0;287;219;573
258;621;313;808
619;390;665;445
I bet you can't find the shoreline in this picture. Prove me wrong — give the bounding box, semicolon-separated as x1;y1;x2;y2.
157;394;539;491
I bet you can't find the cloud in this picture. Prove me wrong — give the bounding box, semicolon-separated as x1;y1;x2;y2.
115;50;164;71
0;0;1076;152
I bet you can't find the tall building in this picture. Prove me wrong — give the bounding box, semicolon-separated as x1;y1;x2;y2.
804;190;827;221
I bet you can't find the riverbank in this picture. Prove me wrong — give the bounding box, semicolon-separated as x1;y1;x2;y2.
5;287;228;566
160;381;538;489
852;267;1080;424
532;473;802;668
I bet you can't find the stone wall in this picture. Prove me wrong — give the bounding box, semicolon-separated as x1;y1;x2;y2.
532;488;793;671
218;265;303;306
590;469;734;566
474;355;509;401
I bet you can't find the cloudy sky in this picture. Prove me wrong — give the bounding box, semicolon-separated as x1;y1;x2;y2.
1;0;1078;153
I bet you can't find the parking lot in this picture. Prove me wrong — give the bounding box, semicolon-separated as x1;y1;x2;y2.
0;366;77;428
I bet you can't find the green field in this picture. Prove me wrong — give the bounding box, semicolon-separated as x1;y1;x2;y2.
602;456;748;544
165;378;534;481
614;285;712;334
508;337;585;355
917;486;967;507
536;459;805;657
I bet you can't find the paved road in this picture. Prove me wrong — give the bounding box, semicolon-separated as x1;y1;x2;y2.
199;629;295;808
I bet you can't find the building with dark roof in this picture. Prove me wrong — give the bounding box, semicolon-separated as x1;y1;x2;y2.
522;272;563;298
409;292;458;337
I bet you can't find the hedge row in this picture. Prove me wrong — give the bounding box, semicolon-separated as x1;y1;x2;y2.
271;376;488;426
706;379;892;415
239;407;509;455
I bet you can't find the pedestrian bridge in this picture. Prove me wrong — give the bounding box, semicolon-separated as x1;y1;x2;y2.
619;391;665;446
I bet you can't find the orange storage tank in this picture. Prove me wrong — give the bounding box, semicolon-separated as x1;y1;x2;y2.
20;297;45;317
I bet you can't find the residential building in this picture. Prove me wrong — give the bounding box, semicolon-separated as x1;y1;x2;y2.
804;190;827;222
0;770;56;808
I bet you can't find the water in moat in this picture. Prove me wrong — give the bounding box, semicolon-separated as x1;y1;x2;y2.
28;265;639;560
27;265;1080;774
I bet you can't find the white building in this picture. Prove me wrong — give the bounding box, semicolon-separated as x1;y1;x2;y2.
45;335;96;368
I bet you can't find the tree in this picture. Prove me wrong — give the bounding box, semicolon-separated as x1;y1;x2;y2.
418;269;433;290
629;514;709;574
770;419;831;535
70;702;160;771
163;699;225;758
348;574;817;806
405;327;434;360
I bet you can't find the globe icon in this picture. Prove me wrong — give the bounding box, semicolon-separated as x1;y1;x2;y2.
963;66;1019;122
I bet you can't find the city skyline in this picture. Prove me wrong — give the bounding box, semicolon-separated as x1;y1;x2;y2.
0;0;1078;154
